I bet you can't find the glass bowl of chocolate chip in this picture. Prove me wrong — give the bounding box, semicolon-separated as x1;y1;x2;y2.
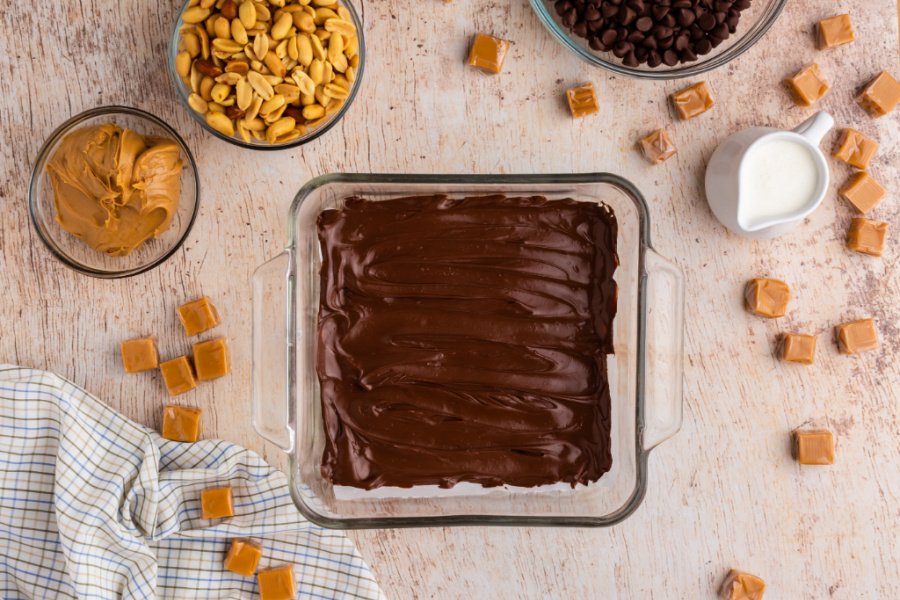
529;0;787;78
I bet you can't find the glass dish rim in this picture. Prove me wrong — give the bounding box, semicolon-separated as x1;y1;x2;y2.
166;0;366;151
283;172;658;528
527;0;788;80
27;105;201;279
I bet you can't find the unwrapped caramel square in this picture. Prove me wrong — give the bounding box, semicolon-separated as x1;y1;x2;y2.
162;405;202;442
832;129;878;169
847;218;888;256
835;318;878;354
193;338;231;380
201;486;235;519
744;279;790;318
782;333;816;365
224;538;262;576
566;83;599;118
720;569;766;600
785;63;830;107
178;297;221;336
160;356;198;396
839;172;886;215
671;81;714;120
794;431;834;465
857;71;900;118
258;565;297;600
640;129;677;164
467;33;509;74
121;337;159;373
817;14;854;49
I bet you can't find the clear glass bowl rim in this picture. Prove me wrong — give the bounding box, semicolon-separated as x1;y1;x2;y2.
166;0;366;150
528;0;788;79
27;105;201;279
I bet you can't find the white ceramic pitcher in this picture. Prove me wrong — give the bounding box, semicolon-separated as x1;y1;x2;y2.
705;111;834;240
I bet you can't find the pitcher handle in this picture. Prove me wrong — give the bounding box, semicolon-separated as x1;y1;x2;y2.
792;111;834;146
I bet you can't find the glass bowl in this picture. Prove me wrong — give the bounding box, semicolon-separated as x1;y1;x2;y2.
28;106;200;279
167;0;365;150
529;0;787;79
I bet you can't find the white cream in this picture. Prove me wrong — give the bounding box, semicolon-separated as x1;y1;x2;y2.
739;138;820;228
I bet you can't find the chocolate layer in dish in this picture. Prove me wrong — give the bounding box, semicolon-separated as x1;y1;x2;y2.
316;194;618;490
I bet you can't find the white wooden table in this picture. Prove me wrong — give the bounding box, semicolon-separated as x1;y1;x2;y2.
2;0;900;597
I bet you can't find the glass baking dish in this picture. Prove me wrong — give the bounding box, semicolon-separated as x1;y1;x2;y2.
252;173;684;528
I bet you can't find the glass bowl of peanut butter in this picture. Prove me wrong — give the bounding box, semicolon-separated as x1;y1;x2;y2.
28;106;200;278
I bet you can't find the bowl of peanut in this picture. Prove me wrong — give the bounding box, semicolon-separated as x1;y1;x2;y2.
168;0;364;149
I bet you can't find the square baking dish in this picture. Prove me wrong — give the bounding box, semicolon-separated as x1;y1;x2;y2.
252;173;684;528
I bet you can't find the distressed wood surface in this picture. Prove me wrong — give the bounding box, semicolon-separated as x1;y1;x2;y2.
2;0;900;597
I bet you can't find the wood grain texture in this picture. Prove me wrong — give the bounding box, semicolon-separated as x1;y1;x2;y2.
2;0;900;597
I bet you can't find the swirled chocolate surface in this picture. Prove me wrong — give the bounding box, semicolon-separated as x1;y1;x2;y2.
316;194;618;489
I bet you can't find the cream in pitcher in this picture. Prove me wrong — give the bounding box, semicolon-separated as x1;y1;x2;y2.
705;112;834;239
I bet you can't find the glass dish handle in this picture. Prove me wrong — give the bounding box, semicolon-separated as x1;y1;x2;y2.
641;249;685;450
251;249;294;452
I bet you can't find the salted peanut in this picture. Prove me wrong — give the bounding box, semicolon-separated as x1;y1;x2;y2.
271;13;293;40
207;110;235;136
818;14;854;49
264;51;287;77
212;38;244;55
832;128;878;170
258;565;297;600
161;405;202;442
175;51;193;78
324;83;348;100
216;72;242;86
857;71;900;118
720;570;765;600
183;32;201;57
225;60;250;74
793;431;834;465
121;337;159;373
160;356;199;396
839;172;886;215
201;486;235;519
744;278;790;318
178;297;221;336
566;83;599;119
671;81;714;120
640;129;677;164
467;33;510;74
781;333;815;365
266;117;296;143
835;318;878;354
224;538;263;576
248;70;275;100
784;63;830;107
182;6;211;23
847;218;888;257
324;18;355;37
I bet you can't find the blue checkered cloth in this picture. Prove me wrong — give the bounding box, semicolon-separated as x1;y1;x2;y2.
0;365;385;600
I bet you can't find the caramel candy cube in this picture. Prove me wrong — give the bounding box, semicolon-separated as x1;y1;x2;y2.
782;333;816;365
640;129;677;164
784;63;830;107
224;538;262;576
839;172;886;215
121;337;159;373
178;297;221;336
832;129;878;170
193;338;231;380
467;33;510;74
835;318;878;354
794;431;834;465
857;71;900;118
201;486;235;519
671;82;714;120
847;218;889;257
817;14;854;49
566;83;599;118
720;569;766;600
160;356;198;396
161;405;202;442
258;565;297;600
744;279;790;318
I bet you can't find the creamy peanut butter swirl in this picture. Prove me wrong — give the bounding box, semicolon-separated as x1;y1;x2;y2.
316;195;618;490
46;123;183;256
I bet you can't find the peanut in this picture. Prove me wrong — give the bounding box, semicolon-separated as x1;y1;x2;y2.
206;111;235;135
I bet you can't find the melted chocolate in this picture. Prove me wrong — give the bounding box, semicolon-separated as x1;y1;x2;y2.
316;195;618;489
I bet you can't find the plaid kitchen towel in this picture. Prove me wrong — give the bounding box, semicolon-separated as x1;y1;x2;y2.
0;365;385;600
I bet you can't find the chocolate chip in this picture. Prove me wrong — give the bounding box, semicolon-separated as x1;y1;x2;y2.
676;7;695;26
662;49;679;66
601;3;619;17
573;20;589;37
635;15;653;31
589;35;608;51
698;13;717;30
600;28;618;45
623;50;639;66
694;38;712;54
584;5;602;20
647;50;663;67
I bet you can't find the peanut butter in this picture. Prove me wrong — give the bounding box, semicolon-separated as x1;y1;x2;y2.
46;123;183;256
